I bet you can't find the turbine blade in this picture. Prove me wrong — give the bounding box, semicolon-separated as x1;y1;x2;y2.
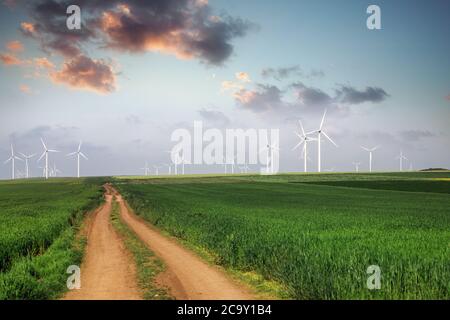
322;131;338;147
66;152;77;156
14;156;23;161
299;120;306;136
4;157;12;164
40;138;47;150
78;141;82;152
37;151;46;162
292;140;304;151
319;109;327;130
48;149;59;153
80;152;88;160
361;146;370;152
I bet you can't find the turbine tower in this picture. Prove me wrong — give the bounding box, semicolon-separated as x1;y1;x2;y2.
260;143;279;174
4;144;22;180
19;152;36;178
352;161;361;173
361;146;379;173
140;162;150;176
396;150;407;171
38;138;59;179
308;110;338;172
292;120;315;173
67;141;88;178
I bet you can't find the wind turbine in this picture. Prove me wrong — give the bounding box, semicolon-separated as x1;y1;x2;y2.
37;166;46;177
307;110;338;172
395;150;407;171
361;146;379;173
52;163;61;177
167;148;186;175
292;120;315;173
38;138;59;179
153;165;161;176
352;161;361;173
140;161;150;176
4;144;22;180
66;141;88;178
260;143;279;174
19;152;35;178
164;163;172;175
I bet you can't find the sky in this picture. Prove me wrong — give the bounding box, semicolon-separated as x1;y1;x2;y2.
0;0;449;178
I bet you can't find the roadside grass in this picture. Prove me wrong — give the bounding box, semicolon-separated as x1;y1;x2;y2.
110;199;171;300
0;178;104;299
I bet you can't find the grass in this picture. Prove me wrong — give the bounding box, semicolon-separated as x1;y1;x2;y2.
0;178;104;299
114;172;450;300
110;199;171;300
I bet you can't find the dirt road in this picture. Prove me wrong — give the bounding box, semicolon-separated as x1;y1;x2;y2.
113;188;254;300
63;189;142;300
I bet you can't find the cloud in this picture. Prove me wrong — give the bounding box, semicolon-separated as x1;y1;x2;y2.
261;65;324;80
3;0;17;9
19;84;32;94
49;55;116;94
23;0;254;66
6;40;23;52
291;82;333;107
125;114;142;125
233;84;285;112
34;57;54;69
198;108;230;126
399;130;435;142
221;80;244;92
0;52;23;65
230;80;389;119
335;85;389;104
235;71;250;82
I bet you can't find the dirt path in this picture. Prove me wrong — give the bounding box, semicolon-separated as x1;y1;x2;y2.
64;188;142;300
112;187;254;300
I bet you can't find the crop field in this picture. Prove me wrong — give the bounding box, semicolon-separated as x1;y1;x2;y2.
0;178;103;299
115;172;450;299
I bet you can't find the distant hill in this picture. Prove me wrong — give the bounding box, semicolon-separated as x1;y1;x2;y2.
420;168;449;172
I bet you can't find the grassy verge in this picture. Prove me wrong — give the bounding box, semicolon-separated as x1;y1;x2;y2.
0;197;101;300
110;199;171;300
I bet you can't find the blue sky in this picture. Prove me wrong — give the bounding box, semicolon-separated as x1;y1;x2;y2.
0;0;449;178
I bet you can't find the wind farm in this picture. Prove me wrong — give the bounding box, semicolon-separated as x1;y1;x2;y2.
0;0;449;305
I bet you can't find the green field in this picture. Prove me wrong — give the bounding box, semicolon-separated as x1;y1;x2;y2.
0;178;103;299
115;172;450;299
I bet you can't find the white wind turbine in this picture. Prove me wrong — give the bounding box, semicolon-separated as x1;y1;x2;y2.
167;148;186;175
396;150;408;171
4;145;22;180
38;138;59;179
361;146;380;173
67;141;88;178
164;163;172;175
352;161;361;173
153;165;161;176
292;120;315;173
19;152;35;178
52;163;62;177
307;110;338;172
260;143;279;174
140;161;150;176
